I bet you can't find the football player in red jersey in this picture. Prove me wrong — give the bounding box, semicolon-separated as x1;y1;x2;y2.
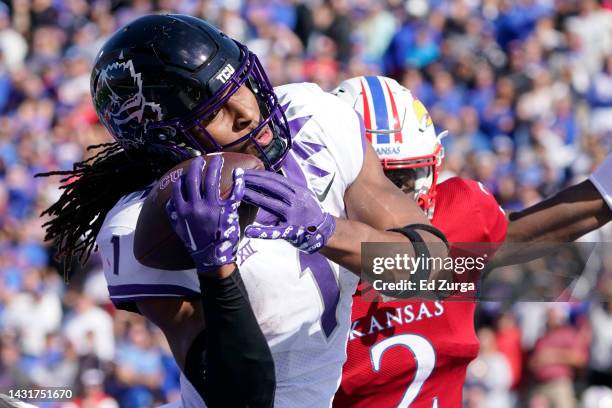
332;76;612;408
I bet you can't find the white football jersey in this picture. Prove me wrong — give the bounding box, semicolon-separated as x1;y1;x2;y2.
96;82;366;407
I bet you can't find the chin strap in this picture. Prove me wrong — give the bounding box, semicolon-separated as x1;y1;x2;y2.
417;192;436;219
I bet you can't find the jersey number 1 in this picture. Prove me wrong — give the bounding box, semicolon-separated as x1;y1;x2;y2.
299;252;340;338
109;187;151;276
111;235;120;275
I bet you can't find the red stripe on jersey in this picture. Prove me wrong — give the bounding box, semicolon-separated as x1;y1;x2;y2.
360;80;373;143
383;79;403;144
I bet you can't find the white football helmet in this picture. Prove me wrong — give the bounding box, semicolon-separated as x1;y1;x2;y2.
332;76;445;218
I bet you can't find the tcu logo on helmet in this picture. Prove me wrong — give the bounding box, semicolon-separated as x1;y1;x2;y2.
96;59;163;148
216;64;235;84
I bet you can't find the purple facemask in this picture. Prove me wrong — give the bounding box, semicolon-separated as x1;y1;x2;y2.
148;43;291;170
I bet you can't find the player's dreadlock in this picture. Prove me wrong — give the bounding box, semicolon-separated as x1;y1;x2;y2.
36;142;180;280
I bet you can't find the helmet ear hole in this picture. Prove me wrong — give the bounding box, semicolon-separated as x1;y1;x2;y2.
144;126;195;159
148;126;176;141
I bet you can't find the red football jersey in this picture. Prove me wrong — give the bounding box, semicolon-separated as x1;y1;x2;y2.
334;177;508;408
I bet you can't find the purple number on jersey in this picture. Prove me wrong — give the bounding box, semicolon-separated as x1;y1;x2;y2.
299;252;340;338
111;235;120;275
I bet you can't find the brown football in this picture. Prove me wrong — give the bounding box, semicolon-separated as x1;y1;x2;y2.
134;152;264;270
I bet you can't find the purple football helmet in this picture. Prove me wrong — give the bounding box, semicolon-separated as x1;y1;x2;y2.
91;14;291;170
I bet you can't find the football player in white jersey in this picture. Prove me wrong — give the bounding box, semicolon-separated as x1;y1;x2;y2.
38;15;449;408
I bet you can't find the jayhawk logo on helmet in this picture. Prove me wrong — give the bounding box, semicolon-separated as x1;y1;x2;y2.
332;76;446;218
412;98;433;131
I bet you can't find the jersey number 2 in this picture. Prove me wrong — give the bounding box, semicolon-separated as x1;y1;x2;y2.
370;334;437;408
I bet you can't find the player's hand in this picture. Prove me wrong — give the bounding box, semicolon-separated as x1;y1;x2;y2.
165;155;244;273
242;169;336;253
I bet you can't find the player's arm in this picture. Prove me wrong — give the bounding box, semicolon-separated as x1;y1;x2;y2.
243;142;448;279
321;142;448;275
136;264;275;408
139;156;275;407
492;156;612;266
506;179;610;243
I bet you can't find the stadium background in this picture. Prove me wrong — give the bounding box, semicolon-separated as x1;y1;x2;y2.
0;0;611;407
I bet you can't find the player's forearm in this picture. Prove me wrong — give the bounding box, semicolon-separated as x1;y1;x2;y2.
506;180;610;242
492;180;611;266
197;267;276;407
321;217;448;277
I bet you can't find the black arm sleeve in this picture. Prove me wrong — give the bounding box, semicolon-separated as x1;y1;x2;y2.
385;224;449;298
183;267;275;408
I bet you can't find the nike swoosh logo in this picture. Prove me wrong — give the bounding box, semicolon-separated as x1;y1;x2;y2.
185;221;197;251
316;173;336;202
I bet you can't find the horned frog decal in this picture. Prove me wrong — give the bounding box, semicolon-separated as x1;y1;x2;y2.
96;59;163;148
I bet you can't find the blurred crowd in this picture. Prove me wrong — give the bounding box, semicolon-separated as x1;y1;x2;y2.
0;0;611;407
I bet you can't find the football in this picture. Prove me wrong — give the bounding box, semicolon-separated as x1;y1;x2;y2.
133;152;264;270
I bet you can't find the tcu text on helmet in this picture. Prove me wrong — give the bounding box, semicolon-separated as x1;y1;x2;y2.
216;64;236;84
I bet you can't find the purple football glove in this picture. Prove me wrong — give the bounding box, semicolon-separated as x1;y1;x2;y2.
242;170;336;253
165;155;245;273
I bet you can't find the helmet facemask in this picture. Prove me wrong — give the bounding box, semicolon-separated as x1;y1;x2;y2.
148;43;291;170
382;143;443;218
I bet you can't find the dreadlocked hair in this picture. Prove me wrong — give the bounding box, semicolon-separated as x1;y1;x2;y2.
36;142;181;280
